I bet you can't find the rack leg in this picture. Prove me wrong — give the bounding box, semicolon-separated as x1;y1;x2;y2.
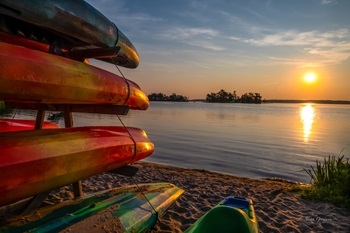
34;107;45;129
63;111;73;127
63;110;83;198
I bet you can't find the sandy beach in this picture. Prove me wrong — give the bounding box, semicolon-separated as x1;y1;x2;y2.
48;162;350;233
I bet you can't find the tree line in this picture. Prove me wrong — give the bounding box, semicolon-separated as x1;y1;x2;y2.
148;93;189;102
147;89;263;103
206;89;262;103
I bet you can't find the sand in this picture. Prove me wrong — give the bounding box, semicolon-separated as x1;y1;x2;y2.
48;162;350;233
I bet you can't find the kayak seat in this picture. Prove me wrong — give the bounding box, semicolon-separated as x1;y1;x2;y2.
188;205;252;233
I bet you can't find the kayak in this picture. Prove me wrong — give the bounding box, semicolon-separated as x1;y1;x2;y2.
0;183;184;233
0;119;59;132
0;0;139;68
0;42;149;110
185;196;259;233
0;126;154;207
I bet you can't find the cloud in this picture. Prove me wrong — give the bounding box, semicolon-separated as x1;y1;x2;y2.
246;30;321;46
240;29;350;64
186;40;225;51
117;14;165;23
266;56;329;68
167;27;219;39
320;0;338;6
159;27;223;51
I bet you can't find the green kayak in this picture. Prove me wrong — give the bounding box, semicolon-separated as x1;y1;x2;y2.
0;183;184;233
185;196;259;233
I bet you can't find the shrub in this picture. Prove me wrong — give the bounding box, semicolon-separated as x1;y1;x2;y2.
301;155;350;208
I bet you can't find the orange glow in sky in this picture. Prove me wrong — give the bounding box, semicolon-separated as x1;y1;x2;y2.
87;0;350;101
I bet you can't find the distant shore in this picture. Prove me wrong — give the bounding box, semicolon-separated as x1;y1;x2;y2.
264;99;350;104
186;99;350;104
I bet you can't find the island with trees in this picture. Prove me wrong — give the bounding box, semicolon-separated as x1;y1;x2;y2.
147;90;350;104
148;93;189;102
206;89;263;103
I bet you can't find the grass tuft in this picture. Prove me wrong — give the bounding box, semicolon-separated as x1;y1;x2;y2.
300;155;350;208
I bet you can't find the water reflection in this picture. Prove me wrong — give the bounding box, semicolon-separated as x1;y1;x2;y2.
300;104;315;142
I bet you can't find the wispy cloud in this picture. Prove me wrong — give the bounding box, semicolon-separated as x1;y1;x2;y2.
167;27;219;39
160;27;223;51
186;40;225;51
244;29;348;46
321;0;338;6
238;29;350;64
267;56;329;68
117;14;165;23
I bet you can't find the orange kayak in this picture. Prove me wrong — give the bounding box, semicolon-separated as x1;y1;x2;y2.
0;42;149;110
0;126;154;207
0;119;59;132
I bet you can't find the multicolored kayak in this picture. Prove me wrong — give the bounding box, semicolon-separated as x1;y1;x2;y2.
0;119;59;132
185;196;259;233
0;42;148;110
0;183;184;233
0;0;139;68
0;126;154;207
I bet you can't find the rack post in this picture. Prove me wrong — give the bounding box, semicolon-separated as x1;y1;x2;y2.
34;106;45;129
63;110;83;198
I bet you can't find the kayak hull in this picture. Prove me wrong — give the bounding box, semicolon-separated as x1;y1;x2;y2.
0;119;59;132
0;42;148;110
0;183;184;233
0;126;154;207
185;196;259;233
0;0;139;68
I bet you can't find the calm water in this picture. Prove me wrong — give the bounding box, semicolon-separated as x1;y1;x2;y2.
8;102;350;183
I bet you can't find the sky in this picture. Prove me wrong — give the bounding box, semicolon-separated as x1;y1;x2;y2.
86;0;350;100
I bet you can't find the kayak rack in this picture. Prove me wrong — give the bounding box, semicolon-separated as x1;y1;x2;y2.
3;102;130;215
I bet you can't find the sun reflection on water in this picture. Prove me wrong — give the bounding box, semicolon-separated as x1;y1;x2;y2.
300;104;315;142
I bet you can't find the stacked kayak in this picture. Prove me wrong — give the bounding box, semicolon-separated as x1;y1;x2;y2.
0;126;154;207
185;196;259;233
0;119;59;132
0;0;139;68
0;0;184;231
0;41;148;110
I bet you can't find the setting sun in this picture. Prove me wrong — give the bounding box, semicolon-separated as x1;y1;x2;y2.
304;73;316;83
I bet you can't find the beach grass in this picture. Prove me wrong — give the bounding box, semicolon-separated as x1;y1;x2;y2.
300;155;350;208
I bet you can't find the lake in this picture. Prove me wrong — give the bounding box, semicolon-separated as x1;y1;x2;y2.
8;102;350;183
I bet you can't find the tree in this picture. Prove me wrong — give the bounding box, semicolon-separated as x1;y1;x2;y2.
206;89;262;103
148;92;167;101
240;92;262;103
147;93;189;102
206;89;235;103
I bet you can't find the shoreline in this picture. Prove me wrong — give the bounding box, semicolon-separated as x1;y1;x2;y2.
146;160;305;184
184;100;350;104
47;162;350;232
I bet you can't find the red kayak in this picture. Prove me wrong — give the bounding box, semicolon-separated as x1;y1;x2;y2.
0;126;154;207
0;119;59;132
0;42;149;110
